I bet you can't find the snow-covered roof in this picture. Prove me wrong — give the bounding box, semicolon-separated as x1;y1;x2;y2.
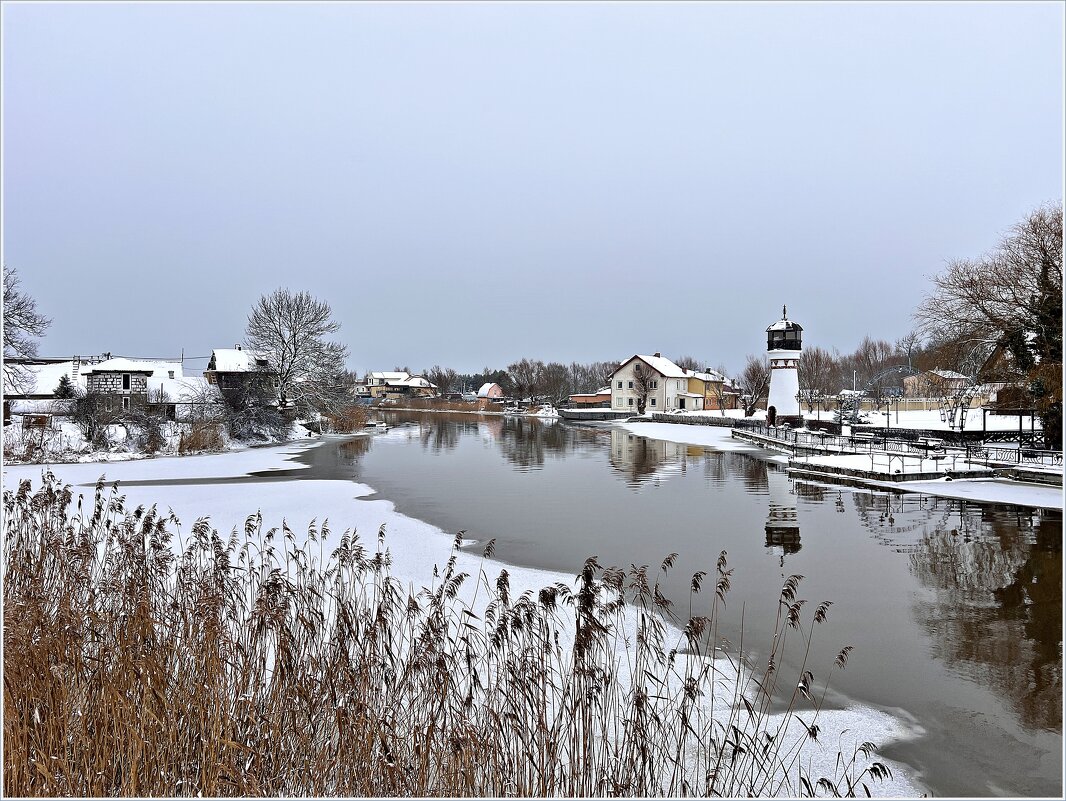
209;349;269;373
369;371;410;381
80;358;159;375
11;359;208;401
402;376;436;389
616;354;687;379
766;305;803;332
686;368;728;383
7;360;86;396
929;369;968;380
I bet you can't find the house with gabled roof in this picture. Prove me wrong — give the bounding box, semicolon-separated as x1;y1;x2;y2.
609;353;691;413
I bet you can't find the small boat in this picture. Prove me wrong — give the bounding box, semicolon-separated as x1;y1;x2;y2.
364;421;389;432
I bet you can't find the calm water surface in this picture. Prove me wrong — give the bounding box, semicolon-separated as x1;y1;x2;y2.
289;412;1060;797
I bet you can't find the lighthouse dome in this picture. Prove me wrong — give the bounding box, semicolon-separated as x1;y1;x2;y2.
766;306;802;351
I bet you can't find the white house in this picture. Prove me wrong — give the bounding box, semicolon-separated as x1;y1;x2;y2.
609;353;690;413
365;371;437;399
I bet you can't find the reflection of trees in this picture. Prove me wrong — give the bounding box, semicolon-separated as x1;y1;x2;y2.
337;436;371;463
909;508;1062;733
496;417;572;471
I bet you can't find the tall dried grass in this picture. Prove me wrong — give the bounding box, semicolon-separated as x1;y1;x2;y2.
3;474;893;797
324;404;371;433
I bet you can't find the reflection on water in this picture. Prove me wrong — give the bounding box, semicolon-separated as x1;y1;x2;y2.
359;411;1062;750
609;429;688;486
909;506;1062;733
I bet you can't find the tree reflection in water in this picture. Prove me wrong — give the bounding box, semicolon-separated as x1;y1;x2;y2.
909;505;1062;733
495;417;575;470
337;436;372;463
852;491;1062;733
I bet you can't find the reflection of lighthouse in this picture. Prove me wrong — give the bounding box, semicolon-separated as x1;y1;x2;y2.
766;305;802;423
765;471;801;563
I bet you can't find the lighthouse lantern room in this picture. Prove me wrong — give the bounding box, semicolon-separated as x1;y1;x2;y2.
765;305;803;423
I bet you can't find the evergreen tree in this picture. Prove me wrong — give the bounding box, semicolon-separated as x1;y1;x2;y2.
54;374;77;399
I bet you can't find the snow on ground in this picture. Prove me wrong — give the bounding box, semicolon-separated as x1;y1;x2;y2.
679;407;1041;433
615;421;1062;509
850;407;1040;432
1;440;924;796
4;414;318;465
796;452;986;477
883;477;1063;510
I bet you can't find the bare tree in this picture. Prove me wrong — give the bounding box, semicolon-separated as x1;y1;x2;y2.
895;330;925;370
798;346;836;412
673;355;702;372
2;267;51;394
851;336;900;389
738;355;770;417
539;362;572;406
245;289;349;416
916;203;1062;372
632;361;657;415
507;358;544;402
708;374;733;416
426;365;459;396
916;203;1063;445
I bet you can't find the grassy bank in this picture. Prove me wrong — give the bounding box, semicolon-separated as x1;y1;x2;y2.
3;474;893;797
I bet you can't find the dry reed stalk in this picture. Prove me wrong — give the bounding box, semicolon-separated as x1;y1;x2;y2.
3;473;894;797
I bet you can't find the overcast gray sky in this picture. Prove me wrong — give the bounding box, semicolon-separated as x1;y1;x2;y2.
3;1;1062;376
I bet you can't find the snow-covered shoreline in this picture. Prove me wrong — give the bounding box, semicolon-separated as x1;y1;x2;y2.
614;421;1063;510
2;438;924;797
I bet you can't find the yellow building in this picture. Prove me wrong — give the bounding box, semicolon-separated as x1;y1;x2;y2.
686;369;740;411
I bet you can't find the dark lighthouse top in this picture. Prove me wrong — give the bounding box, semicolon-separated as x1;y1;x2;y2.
766;305;803;351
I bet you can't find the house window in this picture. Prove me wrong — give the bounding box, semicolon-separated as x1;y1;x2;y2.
168;370;175;379
650;380;658;389
122;397;130;411
615;398;623;408
104;397;113;412
122;374;131;390
650;398;657;407
628;381;633;389
627;398;634;407
617;381;623;389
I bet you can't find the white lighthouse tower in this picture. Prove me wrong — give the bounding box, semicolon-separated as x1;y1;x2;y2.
766;305;802;423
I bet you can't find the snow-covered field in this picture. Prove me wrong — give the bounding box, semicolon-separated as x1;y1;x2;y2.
2;439;925;796
615;421;1062;509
